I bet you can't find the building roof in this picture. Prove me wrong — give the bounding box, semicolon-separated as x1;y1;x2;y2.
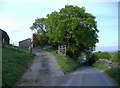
0;29;10;39
19;38;31;43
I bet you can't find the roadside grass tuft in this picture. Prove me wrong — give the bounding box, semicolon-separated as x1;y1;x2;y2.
93;63;108;72
93;63;120;86
2;44;35;87
48;50;80;72
105;67;120;86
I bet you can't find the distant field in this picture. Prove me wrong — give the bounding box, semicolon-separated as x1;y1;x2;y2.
2;44;35;87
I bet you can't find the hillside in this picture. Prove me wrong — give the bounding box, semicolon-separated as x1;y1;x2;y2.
2;44;35;87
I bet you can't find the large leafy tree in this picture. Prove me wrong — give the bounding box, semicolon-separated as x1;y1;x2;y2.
30;18;48;46
30;18;46;33
46;5;99;58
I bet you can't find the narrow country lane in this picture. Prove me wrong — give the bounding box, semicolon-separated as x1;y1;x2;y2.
17;48;69;86
17;48;117;87
65;66;117;86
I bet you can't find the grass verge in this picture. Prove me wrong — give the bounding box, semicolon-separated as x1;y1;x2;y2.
93;63;108;72
47;49;80;72
2;44;35;87
93;63;120;86
105;67;120;86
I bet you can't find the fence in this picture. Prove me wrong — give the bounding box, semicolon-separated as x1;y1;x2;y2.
58;45;66;56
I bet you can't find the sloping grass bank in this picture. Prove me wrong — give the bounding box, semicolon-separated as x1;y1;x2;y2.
2;44;35;87
105;67;120;86
93;63;108;72
48;50;80;72
93;51;120;86
93;63;120;86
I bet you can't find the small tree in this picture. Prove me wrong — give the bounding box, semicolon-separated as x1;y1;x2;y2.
30;18;48;46
86;53;98;66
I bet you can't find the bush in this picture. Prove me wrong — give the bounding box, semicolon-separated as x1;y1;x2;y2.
94;51;111;59
112;51;120;66
86;53;98;66
105;67;120;86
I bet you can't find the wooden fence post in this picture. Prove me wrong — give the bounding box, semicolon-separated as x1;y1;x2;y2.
64;45;66;56
29;46;32;53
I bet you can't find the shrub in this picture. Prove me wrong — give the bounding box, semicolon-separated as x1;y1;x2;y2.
94;51;111;59
112;51;120;66
105;67;120;86
86;53;98;66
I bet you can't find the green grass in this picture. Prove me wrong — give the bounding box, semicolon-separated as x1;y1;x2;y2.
93;62;120;87
2;44;35;87
105;67;120;86
48;50;80;72
93;63;108;71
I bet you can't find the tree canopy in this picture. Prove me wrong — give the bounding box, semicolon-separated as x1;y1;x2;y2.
46;5;99;58
30;18;46;34
113;51;120;65
30;5;99;59
94;51;111;59
30;18;48;46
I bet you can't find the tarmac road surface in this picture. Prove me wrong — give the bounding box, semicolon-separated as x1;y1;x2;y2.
65;66;117;86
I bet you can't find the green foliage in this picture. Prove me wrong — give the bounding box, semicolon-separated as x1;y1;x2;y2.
86;53;98;66
93;53;120;86
36;31;48;46
30;18;48;46
112;51;120;65
93;63;108;71
46;5;99;59
94;51;111;59
30;5;99;60
30;18;46;32
2;44;34;87
49;50;80;72
105;67;120;86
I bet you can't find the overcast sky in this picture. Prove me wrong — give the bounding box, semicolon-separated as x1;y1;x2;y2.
0;0;119;52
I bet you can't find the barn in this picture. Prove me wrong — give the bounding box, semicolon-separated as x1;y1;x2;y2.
0;29;10;44
19;38;31;48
